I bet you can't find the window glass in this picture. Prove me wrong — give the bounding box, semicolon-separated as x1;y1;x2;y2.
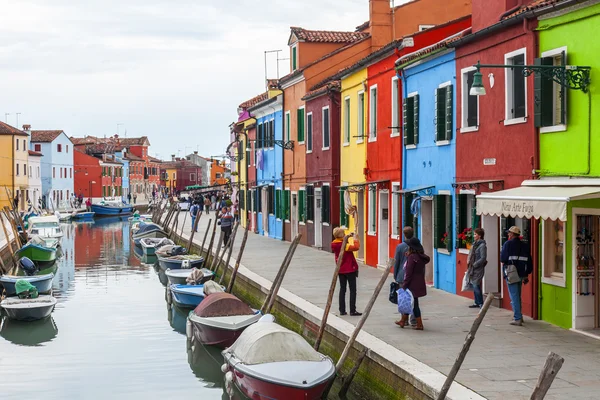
322;108;330;149
507;52;526;119
544;219;564;277
369;188;377;233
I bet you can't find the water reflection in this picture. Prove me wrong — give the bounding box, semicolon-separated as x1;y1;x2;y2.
53;223;75;294
0;316;58;346
187;341;230;399
169;304;188;334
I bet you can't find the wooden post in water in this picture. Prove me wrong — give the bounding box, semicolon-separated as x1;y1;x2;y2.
314;234;350;351
338;347;369;398
211;232;227;271
208;229;222;269
226;225;249;293
264;234;301;314
196;218;210;254
217;222;239;284
179;209;188;246
260;235;298;313
530;352;565;400
169;209;180;239
205;218;218;263
437;292;495;400
0;212;16;267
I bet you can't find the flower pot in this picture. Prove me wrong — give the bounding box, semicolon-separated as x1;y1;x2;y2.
466;243;472;250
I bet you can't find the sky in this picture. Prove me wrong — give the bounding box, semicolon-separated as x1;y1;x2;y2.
0;0;371;161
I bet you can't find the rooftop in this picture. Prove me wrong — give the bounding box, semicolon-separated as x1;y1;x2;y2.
238;92;268;109
0;121;28;137
502;0;561;19
31;130;65;142
28;150;43;157
289;27;369;44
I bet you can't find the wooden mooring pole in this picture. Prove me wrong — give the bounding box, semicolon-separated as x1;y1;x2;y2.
437;292;495;400
530;352;564;400
260;235;298;313
314;234;350;351
226;225;249;293
338;347;369;398
264;234;301;314
210;232;224;270
197;218;211;254
205;221;218;267
179;209;188;246
216;222;239;284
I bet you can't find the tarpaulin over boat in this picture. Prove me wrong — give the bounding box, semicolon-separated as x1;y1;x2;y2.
15;280;39;298
194;293;254;318
224;322;322;365
135;223;164;235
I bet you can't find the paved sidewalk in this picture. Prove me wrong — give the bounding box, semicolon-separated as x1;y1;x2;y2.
178;214;600;400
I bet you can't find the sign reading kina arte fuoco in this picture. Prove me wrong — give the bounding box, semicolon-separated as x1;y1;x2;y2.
501;201;534;214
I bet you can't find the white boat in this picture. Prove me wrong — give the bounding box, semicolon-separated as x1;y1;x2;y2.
1;295;57;321
27;216;63;240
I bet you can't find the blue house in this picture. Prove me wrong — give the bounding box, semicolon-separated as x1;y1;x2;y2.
248;94;284;240
396;44;457;294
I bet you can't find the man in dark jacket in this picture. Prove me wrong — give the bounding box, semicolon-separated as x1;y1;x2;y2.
393;226;416;326
500;226;533;326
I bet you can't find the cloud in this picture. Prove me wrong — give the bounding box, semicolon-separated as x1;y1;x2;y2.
0;0;367;159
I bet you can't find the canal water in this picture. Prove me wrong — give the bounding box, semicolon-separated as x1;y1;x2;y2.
0;218;238;400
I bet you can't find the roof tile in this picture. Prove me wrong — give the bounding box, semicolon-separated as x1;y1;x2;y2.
0;121;28;136
502;0;560;19
290;27;369;43
238;92;268;109
31;130;64;142
28;150;43;156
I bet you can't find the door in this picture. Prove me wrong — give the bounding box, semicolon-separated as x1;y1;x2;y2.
357;193;365;260
482;215;500;295
314;189;323;248
250;190;255;232
261;188;268;236
291;193;298;239
378;190;389;267
421;199;434;285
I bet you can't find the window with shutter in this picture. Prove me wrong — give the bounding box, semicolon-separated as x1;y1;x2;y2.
298;189;306;222
275;189;282;219
292;46;297;71
357;92;365;142
306;113;313;152
322;107;330;149
535;48;567;130
284;190;290;220
413;94;419;144
433;195;446;249
392;184;400;237
368;188;377;234
445;85;453;141
268;186;274;215
505;49;527;122
403;94;419;146
435;87;446;141
270;120;275;147
462;69;479;129
285;112;291;142
297;108;305;143
369;85;378;140
456;194;468;248
339;189;349;227
445;195;453;252
391;77;400;136
343;97;351;144
306;185;315;221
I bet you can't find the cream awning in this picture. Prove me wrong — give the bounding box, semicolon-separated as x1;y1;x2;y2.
477;186;600;221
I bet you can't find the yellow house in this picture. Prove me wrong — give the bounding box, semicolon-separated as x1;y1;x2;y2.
0;122;29;211
163;163;177;194
340;68;368;260
234;117;255;229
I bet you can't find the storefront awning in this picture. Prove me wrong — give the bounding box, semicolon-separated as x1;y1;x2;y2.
393;185;434;196
477;186;600;221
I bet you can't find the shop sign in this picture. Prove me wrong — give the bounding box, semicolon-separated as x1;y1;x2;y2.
501;201;535;215
483;158;496;166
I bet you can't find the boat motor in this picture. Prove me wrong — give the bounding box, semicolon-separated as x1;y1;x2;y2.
18;257;38;276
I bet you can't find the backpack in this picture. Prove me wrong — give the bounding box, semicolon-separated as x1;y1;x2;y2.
190;205;199;216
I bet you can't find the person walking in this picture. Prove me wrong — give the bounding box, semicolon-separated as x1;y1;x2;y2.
127;192;132;204
190;202;200;232
393;226;417;326
467;228;487;309
331;227;362;317
133;193;137;205
204;196;211;214
85;198;92;212
501;226;533;326
397;237;429;330
219;206;234;247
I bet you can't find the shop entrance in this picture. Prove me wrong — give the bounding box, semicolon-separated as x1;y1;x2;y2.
573;212;600;332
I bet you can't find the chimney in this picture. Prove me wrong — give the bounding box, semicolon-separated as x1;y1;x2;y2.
194;151;198;155
171;154;176;162
369;0;393;51
22;124;31;135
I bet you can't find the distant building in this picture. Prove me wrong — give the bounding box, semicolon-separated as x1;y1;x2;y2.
185;151;209;187
0;122;29;210
27;149;43;209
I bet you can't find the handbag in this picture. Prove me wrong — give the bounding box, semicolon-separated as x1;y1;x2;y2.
389;281;399;304
505;264;522;284
397;288;414;315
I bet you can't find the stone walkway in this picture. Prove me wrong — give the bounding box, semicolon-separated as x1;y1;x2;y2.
178;213;600;400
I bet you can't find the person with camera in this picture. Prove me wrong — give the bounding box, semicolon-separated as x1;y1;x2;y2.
500;226;533;326
331;227;362;317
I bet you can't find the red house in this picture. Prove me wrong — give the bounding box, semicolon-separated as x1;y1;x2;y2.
74;149;102;200
451;0;539;318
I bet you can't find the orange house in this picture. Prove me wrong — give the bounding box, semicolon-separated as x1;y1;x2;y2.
281;0;472;245
210;159;229;186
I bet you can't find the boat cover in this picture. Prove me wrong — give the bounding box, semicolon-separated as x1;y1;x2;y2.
29;235;47;247
135;223;163;235
193;293;254;318
225;322;322;365
203;280;224;295
158;245;188;256
16;280;39;298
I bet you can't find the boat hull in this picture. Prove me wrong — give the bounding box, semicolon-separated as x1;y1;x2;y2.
1;296;57;321
166;268;214;285
16;244;57;265
91;204;134;216
223;356;334;400
0;274;55;296
158;257;204;271
189;313;261;348
72;212;95;220
170;285;205;309
132;230;168;241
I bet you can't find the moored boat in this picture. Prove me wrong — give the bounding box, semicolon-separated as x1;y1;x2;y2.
222;317;335;400
0;295;57;321
132;222;167;241
170;284;206;309
158;255;204;271
27;216;63;240
166;268;214;285
140;237;174;256
16;237;58;266
91;200;134;216
72;211;95;220
188;292;261;348
0;273;54;296
155;245;188;258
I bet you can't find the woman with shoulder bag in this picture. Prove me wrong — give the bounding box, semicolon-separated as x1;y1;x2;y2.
397;237;429;330
467;228;487;309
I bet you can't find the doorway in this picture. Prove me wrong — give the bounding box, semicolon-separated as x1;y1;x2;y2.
573;212;600;331
378;190;389;267
261;188;268;237
421;199;434;285
482;215;500;295
357;193;365;260
314;189;323;249
291;193;298;239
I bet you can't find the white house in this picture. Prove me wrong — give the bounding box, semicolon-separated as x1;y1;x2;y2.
27;149;43;209
29;128;74;210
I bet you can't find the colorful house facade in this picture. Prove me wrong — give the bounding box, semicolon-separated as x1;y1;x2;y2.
0;122;29;210
27;149;43;209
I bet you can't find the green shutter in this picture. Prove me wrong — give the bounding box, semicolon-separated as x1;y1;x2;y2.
435;88;445;141
446;196;453;252
402;100;409;145
534;57;554;128
292;46;297;70
299;189;305;222
413;94;419;145
457;194;468;248
433;195;445;249
445;85;453;141
284;190;290;220
297;108;305;142
471;198;480;231
286;113;290;142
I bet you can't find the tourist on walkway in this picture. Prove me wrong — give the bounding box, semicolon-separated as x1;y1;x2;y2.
397;237;429;330
219;206;234;247
331;227;362;317
190;202;200;232
133;193;137;205
393;226;417;326
127;193;132;204
501;226;533;326
204;197;211;214
467;228;487;309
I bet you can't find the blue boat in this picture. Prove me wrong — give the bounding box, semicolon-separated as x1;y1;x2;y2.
0;274;55;296
132;223;167;241
91;201;134;217
72;212;95;220
157;255;204;271
170;284;206;308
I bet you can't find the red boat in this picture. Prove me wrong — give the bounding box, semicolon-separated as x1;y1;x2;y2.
187;292;261;348
222;318;336;400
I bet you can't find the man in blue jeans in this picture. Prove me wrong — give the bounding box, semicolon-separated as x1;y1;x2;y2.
190;202;200;232
500;226;533;326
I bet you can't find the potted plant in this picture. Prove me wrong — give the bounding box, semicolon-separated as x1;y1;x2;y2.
441;232;450;247
458;227;474;249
